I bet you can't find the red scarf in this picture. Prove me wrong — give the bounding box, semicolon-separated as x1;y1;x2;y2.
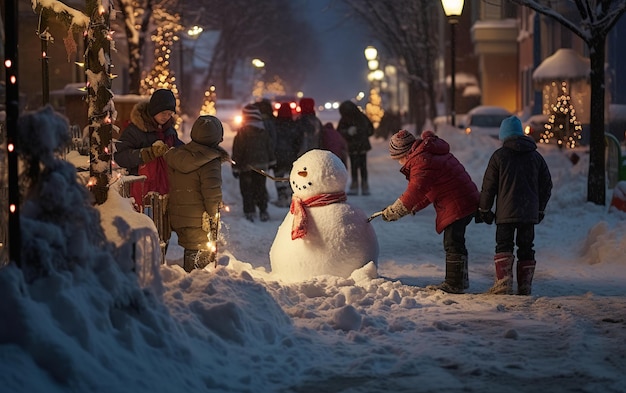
290;192;347;240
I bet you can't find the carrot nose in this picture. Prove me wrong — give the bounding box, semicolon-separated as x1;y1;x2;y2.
298;171;307;177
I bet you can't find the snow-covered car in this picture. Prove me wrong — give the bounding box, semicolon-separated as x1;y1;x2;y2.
461;105;513;139
522;114;549;142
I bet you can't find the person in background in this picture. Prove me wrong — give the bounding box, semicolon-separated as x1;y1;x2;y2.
232;104;276;222
381;130;479;294
272;101;303;207
337;100;374;195
115;88;183;209
320;122;348;167
477;115;552;295
164;115;229;272
296;97;323;155
254;98;277;153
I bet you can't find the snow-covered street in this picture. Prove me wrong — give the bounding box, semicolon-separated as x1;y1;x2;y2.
1;122;625;393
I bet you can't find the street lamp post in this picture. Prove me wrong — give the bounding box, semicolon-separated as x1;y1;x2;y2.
441;0;464;126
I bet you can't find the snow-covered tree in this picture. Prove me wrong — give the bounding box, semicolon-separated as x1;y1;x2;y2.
510;0;626;205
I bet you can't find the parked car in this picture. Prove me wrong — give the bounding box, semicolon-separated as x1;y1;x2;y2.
522;114;549;142
461;105;513;139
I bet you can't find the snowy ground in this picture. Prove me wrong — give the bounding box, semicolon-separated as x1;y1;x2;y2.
1;121;626;393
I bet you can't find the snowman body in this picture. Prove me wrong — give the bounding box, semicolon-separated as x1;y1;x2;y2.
269;150;379;282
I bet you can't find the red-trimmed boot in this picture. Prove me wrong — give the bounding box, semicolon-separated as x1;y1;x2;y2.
517;260;536;295
487;252;514;295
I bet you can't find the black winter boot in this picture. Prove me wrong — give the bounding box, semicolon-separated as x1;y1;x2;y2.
517;260;536;295
183;249;198;273
427;255;465;294
348;181;359;195
361;182;370;196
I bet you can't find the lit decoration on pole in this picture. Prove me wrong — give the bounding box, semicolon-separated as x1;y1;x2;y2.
364;46;385;128
85;0;116;205
142;9;181;98
540;81;582;149
200;86;217;116
3;0;20;266
141;9;182;129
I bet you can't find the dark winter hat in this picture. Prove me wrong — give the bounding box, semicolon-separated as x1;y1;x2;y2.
190;115;224;147
389;130;416;159
255;99;274;117
148;89;177;117
499;115;523;141
242;104;265;129
300;97;315;115
242;104;263;122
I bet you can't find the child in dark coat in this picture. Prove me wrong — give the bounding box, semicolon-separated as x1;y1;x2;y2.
478;115;552;295
382;130;479;294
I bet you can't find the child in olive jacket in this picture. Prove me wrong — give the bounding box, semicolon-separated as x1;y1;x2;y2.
164;115;229;272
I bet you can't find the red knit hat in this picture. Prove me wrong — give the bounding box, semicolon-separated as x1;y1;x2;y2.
277;102;293;120
299;98;315;115
389;130;416;159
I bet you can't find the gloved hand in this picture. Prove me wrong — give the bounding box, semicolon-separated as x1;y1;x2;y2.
140;140;169;163
381;199;410;222
478;209;494;225
538;211;545;223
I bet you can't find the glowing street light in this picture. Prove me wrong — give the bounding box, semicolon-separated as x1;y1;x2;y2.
251;58;265;68
187;25;203;37
441;0;464;126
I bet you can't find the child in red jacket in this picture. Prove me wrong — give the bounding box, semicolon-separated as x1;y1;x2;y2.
382;130;479;293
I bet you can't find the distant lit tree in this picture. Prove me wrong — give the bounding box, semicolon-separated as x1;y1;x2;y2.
541;82;582;149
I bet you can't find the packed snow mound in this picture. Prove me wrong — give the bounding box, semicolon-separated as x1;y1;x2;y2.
270;150;379;282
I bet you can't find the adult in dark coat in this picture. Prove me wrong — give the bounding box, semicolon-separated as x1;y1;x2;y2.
337;100;374;195
164;115;229;272
382;130;480;294
478;115;552;295
232;105;276;222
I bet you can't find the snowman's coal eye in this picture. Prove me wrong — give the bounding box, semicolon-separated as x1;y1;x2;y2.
308;182;312;186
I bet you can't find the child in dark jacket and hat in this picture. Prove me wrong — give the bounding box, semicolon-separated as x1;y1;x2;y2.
232;104;276;222
382;130;479;294
478;115;552;295
164;115;230;272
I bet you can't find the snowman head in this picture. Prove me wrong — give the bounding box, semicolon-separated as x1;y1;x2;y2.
290;149;348;198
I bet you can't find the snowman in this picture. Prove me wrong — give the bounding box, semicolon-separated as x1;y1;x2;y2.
269;149;379;282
